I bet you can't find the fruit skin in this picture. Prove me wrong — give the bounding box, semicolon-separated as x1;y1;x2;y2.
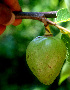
26;36;66;85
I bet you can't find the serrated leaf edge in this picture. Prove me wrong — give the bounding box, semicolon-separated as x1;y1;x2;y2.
56;8;70;23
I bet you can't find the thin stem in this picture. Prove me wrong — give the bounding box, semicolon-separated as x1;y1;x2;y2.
55;24;70;33
45;19;70;33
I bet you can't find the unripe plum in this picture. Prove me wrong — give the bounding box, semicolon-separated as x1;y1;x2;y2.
26;36;66;85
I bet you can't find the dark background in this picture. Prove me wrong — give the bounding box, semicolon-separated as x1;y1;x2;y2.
0;0;70;90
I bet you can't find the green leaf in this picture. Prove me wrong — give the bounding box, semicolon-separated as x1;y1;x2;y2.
59;34;70;85
64;0;70;12
59;61;70;85
55;32;62;39
56;8;70;23
61;34;70;62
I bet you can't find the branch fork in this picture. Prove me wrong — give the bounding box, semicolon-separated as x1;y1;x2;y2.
13;11;70;34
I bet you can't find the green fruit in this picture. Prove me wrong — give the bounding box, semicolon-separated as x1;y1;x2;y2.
26;36;66;85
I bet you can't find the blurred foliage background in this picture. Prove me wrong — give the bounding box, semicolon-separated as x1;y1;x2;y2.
0;0;70;90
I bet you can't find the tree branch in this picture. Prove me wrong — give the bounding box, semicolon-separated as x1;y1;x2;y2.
13;11;70;34
13;11;57;19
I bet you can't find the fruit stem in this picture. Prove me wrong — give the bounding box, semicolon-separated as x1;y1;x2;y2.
42;18;53;36
45;19;70;33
